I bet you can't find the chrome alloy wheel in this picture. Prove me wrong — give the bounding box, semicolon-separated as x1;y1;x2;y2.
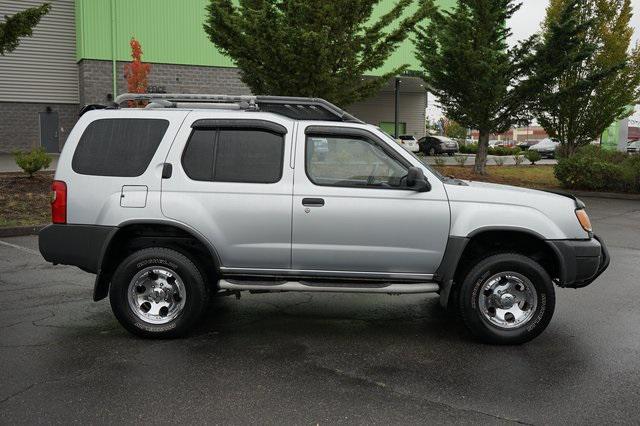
127;266;186;325
478;272;538;329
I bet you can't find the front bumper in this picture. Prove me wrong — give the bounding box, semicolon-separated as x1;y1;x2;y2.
547;235;610;288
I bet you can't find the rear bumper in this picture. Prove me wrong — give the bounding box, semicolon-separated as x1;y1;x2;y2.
39;224;116;273
547;235;610;288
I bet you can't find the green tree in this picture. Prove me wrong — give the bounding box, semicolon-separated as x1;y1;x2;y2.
528;0;640;155
414;0;536;174
204;0;428;106
444;119;468;141
0;3;51;56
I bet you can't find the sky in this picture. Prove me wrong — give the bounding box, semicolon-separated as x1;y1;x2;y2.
511;0;640;46
426;0;640;124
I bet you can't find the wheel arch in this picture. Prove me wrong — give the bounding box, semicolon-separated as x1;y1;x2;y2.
437;227;564;309
93;219;221;301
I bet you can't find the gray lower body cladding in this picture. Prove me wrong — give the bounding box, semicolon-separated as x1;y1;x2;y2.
547;235;610;288
436;234;609;307
38;224;115;274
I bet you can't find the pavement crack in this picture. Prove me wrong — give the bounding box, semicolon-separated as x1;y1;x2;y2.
312;365;532;425
0;358;102;406
0;311;54;329
0;383;38;405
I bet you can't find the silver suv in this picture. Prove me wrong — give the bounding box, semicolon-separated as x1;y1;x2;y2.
39;94;609;344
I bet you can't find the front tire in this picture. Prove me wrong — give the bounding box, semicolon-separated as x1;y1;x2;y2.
109;247;210;338
458;253;555;345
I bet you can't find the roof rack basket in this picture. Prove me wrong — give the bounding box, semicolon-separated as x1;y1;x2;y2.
113;93;363;123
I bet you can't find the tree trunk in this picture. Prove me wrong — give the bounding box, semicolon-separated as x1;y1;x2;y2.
475;130;489;175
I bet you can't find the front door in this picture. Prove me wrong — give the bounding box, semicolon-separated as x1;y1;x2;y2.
291;125;450;276
39;111;59;153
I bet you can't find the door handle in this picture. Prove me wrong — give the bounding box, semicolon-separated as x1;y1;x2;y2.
302;198;325;207
162;163;173;179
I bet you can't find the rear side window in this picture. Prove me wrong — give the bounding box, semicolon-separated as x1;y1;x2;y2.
72;119;169;177
182;128;284;183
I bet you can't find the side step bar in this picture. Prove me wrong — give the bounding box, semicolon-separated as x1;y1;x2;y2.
218;279;440;294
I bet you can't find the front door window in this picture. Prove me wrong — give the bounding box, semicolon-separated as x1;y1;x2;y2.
306;135;408;189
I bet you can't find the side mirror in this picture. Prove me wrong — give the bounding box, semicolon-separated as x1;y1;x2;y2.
406;167;431;192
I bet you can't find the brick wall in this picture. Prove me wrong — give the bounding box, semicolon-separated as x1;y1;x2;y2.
79;59;251;105
0;102;78;153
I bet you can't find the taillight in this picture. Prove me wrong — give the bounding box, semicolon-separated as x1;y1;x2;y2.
51;180;67;224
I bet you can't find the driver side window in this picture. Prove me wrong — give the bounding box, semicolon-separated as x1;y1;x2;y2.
306;134;408;188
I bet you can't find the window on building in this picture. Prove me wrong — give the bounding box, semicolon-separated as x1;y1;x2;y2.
72;118;169;177
182;128;284;183
379;122;407;136
306;135;407;188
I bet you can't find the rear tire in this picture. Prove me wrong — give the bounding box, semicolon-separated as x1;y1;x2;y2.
109;247;209;338
428;147;436;156
458;253;555;345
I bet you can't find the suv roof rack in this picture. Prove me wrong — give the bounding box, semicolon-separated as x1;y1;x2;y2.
113;93;363;123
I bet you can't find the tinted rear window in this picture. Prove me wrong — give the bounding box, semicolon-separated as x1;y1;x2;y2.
72;118;169;177
182;128;284;183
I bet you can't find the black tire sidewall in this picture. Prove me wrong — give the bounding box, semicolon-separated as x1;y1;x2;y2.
109;248;208;338
459;254;555;345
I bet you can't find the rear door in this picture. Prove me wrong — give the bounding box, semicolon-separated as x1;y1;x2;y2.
161;112;295;270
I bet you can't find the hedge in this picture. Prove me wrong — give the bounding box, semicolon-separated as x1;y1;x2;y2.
459;144;521;156
554;145;640;193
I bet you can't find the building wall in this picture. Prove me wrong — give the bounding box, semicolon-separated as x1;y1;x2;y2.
0;102;78;152
0;0;78;103
75;0;457;76
347;91;427;139
78;59;425;138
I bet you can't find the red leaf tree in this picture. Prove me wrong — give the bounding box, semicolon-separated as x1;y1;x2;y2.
123;38;151;107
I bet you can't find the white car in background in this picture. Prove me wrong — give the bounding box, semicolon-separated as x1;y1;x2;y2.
396;135;420;153
529;138;560;158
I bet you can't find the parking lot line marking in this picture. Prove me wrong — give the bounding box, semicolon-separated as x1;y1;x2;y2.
0;240;40;256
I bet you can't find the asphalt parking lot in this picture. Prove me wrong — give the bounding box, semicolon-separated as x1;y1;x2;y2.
1;197;638;425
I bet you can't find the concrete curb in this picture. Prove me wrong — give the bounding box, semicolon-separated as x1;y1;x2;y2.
0;225;45;238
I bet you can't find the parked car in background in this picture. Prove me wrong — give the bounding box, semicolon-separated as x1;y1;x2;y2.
487;140;516;148
418;135;459;156
516;140;537;151
397;135;420;153
529;138;560;158
627;141;640;154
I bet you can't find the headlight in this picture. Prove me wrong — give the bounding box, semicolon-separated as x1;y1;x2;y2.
575;209;592;232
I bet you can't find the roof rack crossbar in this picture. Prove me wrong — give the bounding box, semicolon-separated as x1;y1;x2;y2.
113;93;363;123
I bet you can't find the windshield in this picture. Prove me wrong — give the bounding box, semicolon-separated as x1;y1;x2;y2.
376;127;445;181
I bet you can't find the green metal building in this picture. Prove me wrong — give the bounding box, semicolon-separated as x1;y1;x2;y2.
0;0;454;152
